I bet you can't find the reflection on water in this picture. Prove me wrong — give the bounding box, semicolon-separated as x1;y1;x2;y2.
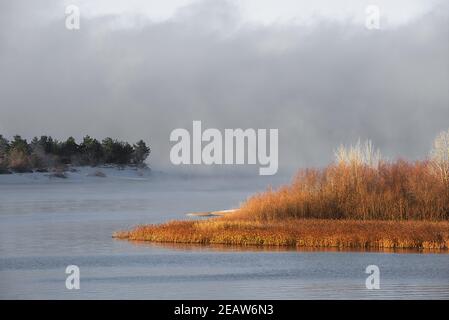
0;174;448;299
129;241;449;254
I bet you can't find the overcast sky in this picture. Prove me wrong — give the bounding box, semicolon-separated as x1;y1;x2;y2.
0;0;448;174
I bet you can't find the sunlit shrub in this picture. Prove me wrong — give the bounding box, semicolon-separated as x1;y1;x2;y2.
237;160;449;221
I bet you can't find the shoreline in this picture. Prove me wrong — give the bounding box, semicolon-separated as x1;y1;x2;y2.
186;209;237;217
113;217;449;251
0;165;152;183
123;239;449;254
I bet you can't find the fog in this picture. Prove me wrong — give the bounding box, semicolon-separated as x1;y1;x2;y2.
0;0;448;175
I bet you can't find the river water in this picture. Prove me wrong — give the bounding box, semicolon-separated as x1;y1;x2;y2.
1;169;448;299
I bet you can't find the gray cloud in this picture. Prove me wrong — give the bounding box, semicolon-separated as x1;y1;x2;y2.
0;0;448;175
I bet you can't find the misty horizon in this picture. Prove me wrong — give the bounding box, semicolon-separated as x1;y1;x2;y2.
1;0;448;174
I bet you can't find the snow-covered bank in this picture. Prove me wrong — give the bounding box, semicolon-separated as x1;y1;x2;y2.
0;165;153;184
0;165;291;186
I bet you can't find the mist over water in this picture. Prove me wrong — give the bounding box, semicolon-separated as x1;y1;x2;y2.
1;1;448;172
1;0;449;300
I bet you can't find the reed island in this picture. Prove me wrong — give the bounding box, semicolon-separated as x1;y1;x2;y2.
114;131;449;250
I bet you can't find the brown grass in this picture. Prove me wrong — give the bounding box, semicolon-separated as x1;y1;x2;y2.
114;159;449;250
114;218;449;250
236;160;449;221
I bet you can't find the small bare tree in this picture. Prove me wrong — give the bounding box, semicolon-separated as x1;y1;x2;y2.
335;139;382;168
429;129;449;184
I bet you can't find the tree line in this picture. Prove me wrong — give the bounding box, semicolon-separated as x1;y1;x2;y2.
0;135;150;173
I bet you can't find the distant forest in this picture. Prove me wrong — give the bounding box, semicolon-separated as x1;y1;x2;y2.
0;135;150;173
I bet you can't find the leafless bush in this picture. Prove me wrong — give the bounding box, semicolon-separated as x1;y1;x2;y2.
429;129;449;184
335;139;382;168
7;148;32;172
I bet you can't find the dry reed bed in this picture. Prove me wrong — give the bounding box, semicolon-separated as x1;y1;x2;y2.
114;159;449;250
235;161;449;221
114;218;449;250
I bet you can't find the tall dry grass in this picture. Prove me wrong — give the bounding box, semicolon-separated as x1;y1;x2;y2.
115;136;449;249
114;159;449;249
114;219;449;249
235;160;449;222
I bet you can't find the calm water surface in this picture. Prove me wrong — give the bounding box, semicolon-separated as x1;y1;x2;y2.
1;172;448;299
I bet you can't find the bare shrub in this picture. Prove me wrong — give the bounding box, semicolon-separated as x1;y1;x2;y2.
236;160;449;221
7;148;32;173
335;139;382;168
429;129;449;184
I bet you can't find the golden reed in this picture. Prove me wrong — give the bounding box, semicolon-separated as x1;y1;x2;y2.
115;160;449;250
113;219;449;249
